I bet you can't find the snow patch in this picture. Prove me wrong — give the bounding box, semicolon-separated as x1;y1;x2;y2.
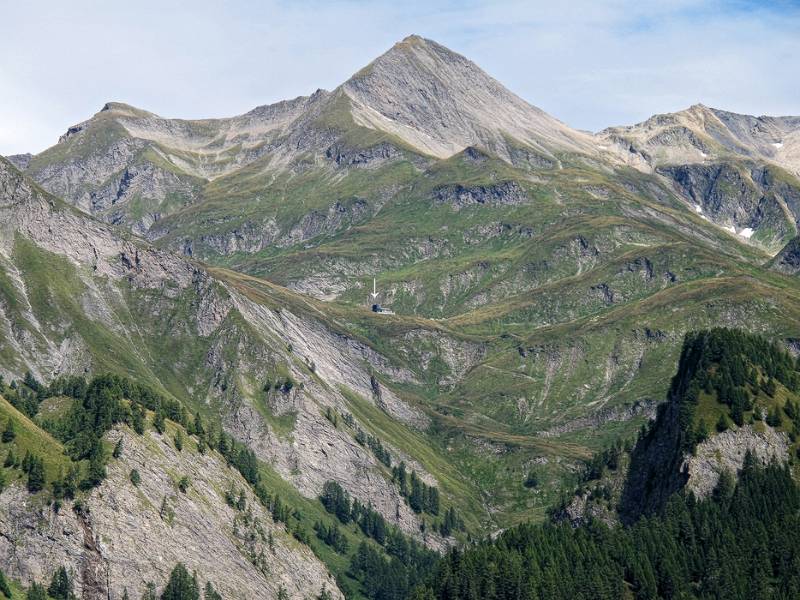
694;204;703;214
739;227;754;239
725;225;736;234
773;142;784;149
700;152;708;158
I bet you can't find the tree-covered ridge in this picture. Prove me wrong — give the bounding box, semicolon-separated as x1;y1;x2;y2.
420;456;800;600
608;328;800;524
668;328;800;454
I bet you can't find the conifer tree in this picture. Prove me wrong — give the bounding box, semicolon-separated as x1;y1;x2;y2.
113;438;123;459
161;563;199;600
47;566;75;600
1;420;15;443
26;455;45;492
174;430;184;452
203;582;221;600
26;582;46;600
0;569;12;599
141;582;157;600
153;409;166;435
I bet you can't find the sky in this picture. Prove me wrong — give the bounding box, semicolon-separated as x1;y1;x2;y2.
1;0;799;155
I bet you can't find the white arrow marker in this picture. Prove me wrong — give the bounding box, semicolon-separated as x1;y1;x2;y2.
371;277;379;299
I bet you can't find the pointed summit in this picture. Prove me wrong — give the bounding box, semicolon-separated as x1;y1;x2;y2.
340;36;594;160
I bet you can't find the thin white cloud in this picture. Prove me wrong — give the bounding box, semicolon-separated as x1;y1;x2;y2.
0;0;798;155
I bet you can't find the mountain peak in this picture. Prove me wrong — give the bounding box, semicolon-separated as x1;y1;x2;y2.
394;34;427;47
97;101;157;119
340;36;594;159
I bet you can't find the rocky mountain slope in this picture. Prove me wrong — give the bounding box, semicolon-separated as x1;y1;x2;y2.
0;402;341;600
19;36;594;239
341;35;595;160
600;104;800;174
16;37;800;263
771;235;800;274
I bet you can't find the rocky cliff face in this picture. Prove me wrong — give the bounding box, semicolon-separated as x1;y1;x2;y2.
684;424;789;498
19;93;335;235
771;235;800;274
596;105;800;250
0;425;342;600
5;154;32;171
619;413;791;525
657;162;796;247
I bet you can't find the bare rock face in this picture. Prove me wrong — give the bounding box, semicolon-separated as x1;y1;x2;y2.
0;428;342;600
599;105;800;249
0;157;196;290
432;181;528;210
683;424;789;498
325;141;402;168
276;200;371;249
657;162;795;246
5;154;32;171
771;235;800;274
21;95;328;237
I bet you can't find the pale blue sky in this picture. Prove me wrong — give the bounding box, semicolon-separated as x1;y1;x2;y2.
1;0;798;155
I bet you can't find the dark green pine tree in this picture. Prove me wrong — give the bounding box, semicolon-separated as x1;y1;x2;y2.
0;568;12;598
174;430;184;452
1;420;15;443
192;412;205;437
153;409;166;435
131;403;146;435
716;413;729;432
767;406;783;427
113;438;123;459
82;442;107;489
161;563;199;600
47;566;75;600
26;455;45;493
203;582;222;600
141;582;157;600
26;582;47;600
409;472;424;513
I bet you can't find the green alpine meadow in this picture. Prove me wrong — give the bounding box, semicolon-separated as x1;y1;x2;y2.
1;6;800;599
